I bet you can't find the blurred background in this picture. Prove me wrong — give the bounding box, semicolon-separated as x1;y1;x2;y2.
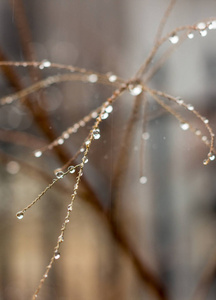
0;0;216;299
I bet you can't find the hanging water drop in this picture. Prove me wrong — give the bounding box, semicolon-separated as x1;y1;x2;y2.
105;105;113;113
208;20;216;30
187;32;194;39
68;166;75;173
208;152;215;161
34;150;42;158
128;84;143;96
54;251;60;259
88;74;98;83
91;111;98;118
176;97;184;105
16;211;24;220
202;136;207;142
107;72;117;82
203;158;209;165
55;171;64;179
142;132;150;140
200;30;207;37
85;140;90;146
195;129;201;136
169;34;179;44
187;104;194;111
180;122;189;130
93;128;100;139
101;112;109;120
58;138;64;145
80;147;85;152
139;176;148;184
63;132;70;139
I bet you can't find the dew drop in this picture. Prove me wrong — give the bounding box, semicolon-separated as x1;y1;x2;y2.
197;22;206;30
80;147;85;152
82;157;88;163
107;72;117;82
142;132;150;140
139;176;148;184
187;32;194;39
58;235;64;243
101;112;109;120
187;104;194;111
169;34;179;44
54;252;60;259
16;211;24;220
79;120;86;127
68;166;75;173
34;150;42;158
200;30;208;37
195;129;201;136
176;97;184;105
180;122;189;130
63;132;70;139
203;158;209;165
55;171;64;179
202;136;208;142
105;105;113;113
203;118;209;124
208;152;216;161
58;138;64;145
85;140;90;146
88;74;98;83
91;111;98;118
93;128;100;139
128;84;143;96
39;60;51;69
208;20;216;30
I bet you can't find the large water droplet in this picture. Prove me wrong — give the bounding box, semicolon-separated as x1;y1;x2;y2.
68;166;75;173
187;32;194;39
54;251;60;259
55;171;64;179
187;104;194;111
180;122;189;130
203;158;209;165
128;84;143;96
88;74;98;83
105;105;113;113
34;150;42;158
208;152;215;161
16;211;24;220
139;176;148;184
176;97;184;105
169;34;179;44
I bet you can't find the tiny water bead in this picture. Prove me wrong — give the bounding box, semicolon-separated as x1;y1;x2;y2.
63;132;70;139
93;128;100;139
187;32;194;39
58;138;64;145
128;84;143;96
208;20;216;30
105;105;113;113
200;30;208;37
82;157;88;164
39;60;51;69
203;159;209;165
85;140;90;146
197;22;206;30
187;104;194;111
88;74;98;83
195;129;201;136
54;252;60;260
107;72;117;82
16;211;24;219
139;176;148;184
68;166;75;173
34;150;42;158
176;97;184;105
208;152;216;161
68;204;73;211
80;147;85;152
55;171;64;179
101;112;109;120
180;122;189;130
142;132;150;140
169;34;179;44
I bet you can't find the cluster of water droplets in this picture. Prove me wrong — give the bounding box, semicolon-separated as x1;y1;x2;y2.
168;20;216;45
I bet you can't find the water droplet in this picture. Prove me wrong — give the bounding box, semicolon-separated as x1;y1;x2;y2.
176;97;184;105
6;161;20;175
187;104;194;111
169;34;179;44
58;235;64;243
195;129;201;136
203;118;209;124
54;251;60;259
142;132;150;140
128;84;143;96
55;171;64;179
202;136;208;142
39;60;51;69
180;122;189;130
200;30;208;37
68;166;75;173
88;74;98;83
208;152;215;161
63;132;70;139
85;140;90;146
68;204;73;211
82;157;88;164
91;111;98;118
208;20;216;30
105;105;113;113
79;120;86;127
101;112;109;119
80;147;85;152
58;138;64;145
197;22;206;30
34;150;42;158
139;176;148;184
93;128;100;139
107;72;117;82
16;211;24;219
203;158;209;165
187;32;194;39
